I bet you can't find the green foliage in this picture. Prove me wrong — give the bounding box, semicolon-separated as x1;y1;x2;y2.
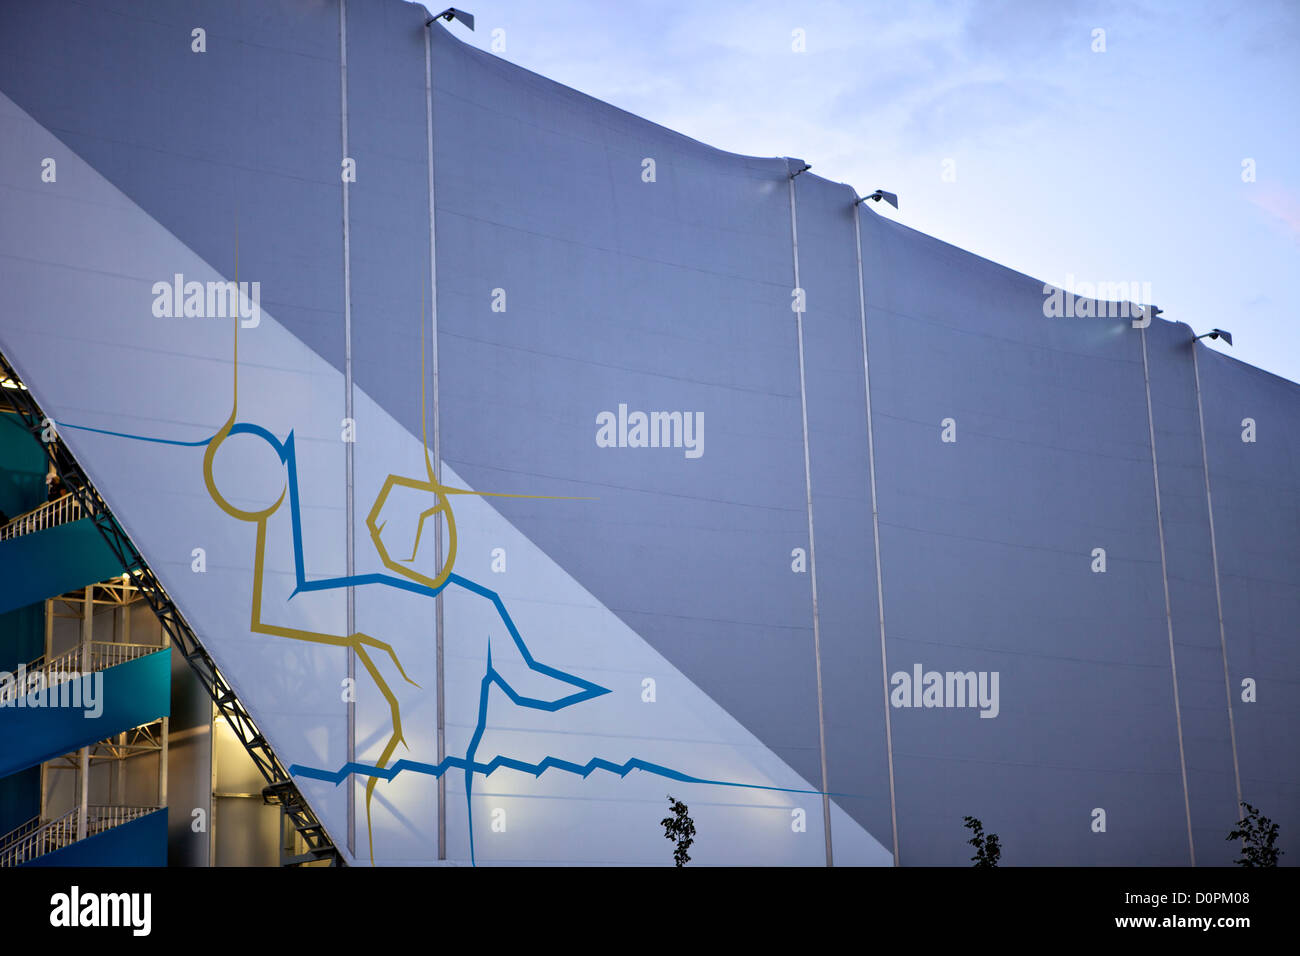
661;795;696;867
1227;802;1282;867
963;815;1001;867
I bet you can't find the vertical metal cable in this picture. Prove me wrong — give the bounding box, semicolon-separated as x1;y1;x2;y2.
853;201;899;865
788;171;832;866
1191;343;1243;816
1140;324;1195;864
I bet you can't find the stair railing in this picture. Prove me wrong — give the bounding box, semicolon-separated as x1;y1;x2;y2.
0;492;90;541
0;805;161;867
0;807;77;867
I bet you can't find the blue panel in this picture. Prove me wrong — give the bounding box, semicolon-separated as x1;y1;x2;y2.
0;519;125;616
0;603;44;675
0;650;171;777
23;808;167;867
0;766;40;838
0;414;46;516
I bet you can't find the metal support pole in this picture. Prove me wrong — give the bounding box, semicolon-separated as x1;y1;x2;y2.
159;716;169;808
77;747;89;840
40;598;52;821
77;586;91;840
80;586;91;673
113;597;127;805
113;731;126;804
210;704;218;865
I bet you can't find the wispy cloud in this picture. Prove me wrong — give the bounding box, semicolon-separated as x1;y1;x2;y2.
1246;185;1300;244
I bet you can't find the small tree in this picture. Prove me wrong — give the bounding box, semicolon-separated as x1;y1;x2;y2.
963;815;1001;867
661;795;696;867
1227;802;1282;867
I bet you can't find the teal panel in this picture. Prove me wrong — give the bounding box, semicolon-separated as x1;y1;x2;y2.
23;808;167;867
0;765;39;837
0;649;170;776
0;412;46;517
0;517;124;615
0;602;43;672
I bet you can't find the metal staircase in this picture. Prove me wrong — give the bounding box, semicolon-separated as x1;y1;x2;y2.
0;352;342;866
0;491;94;541
0;639;161;705
0;805;161;867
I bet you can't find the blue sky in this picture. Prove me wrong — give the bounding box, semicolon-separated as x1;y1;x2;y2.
418;0;1300;383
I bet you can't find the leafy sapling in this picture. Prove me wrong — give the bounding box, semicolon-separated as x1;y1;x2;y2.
1227;802;1282;867
963;815;1001;867
661;795;696;867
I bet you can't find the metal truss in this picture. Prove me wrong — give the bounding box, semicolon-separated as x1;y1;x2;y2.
47;718;166;768
0;352;342;866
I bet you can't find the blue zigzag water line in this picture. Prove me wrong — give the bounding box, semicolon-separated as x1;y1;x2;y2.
292;649;855;865
290;752;840;793
58;417;835;865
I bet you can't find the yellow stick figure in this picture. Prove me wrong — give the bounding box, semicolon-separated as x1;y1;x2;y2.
202;299;418;864
204;261;586;863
